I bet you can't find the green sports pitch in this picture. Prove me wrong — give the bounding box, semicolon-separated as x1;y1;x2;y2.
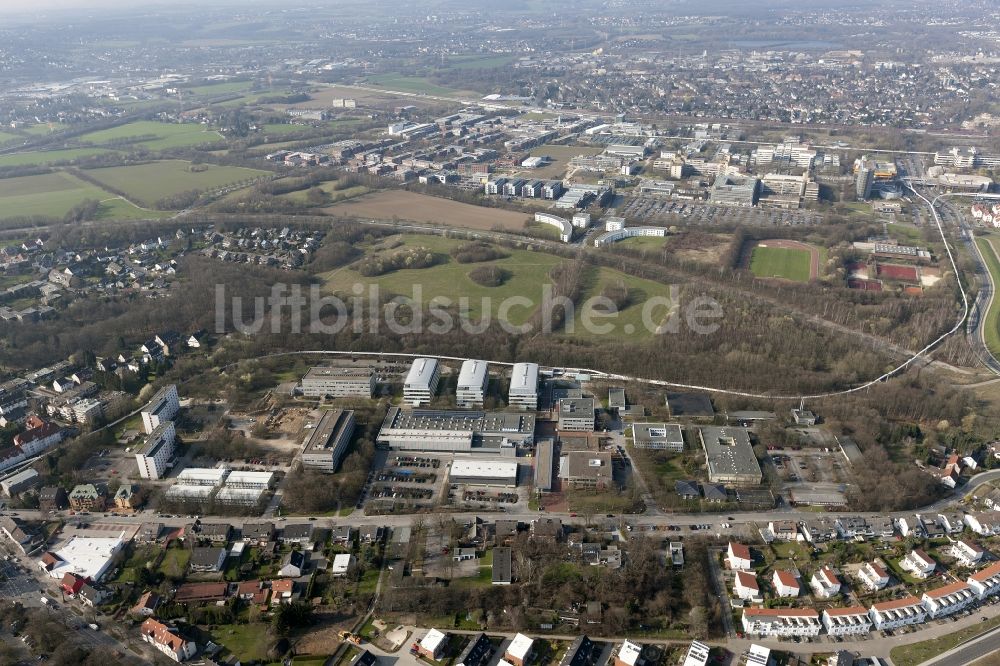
749;245;812;282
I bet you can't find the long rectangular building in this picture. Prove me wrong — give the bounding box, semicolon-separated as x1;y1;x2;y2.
377;407;535;453
457;360;489;408
508;363;539;410
699;426;762;486
135;421;176;480
449;460;518;487
403;358;440;406
301;366;375;398
301;409;356;472
141;384;179;435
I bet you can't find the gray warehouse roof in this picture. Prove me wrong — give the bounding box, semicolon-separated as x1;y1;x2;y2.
699;426;762;481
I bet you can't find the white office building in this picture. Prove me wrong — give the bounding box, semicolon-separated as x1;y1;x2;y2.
508;363;539;410
403;358;440;406
135;421;176;480
457;360;489;408
141;384;179;435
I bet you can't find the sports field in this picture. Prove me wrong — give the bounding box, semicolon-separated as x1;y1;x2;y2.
0;171;112;219
77;121;224;150
83;160;268;206
749;242;816;282
321;190;530;231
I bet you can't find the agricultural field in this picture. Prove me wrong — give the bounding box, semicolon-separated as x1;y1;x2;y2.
185;80;255;96
280;180;370;205
0;147;117;168
748;241;817;282
0;130;20;144
83;160;269;206
77;120;224;150
321;190;530;231
976;235;1000;357
320;234;564;327
0;171;112;219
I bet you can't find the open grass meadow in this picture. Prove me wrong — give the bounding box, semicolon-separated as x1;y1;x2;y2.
83;160;269;206
186;80;256;96
77;120;224;150
321;234;564;327
363;73;471;97
0;147;118;168
0;171;113;219
976;235;1000;357
749;245;812;282
570;265;676;339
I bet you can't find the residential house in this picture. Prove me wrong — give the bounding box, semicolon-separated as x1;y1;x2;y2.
456;633;494;666
279;523;315;545
242;522;275;545
61;572;86;597
741;608;822;637
68;483;107;512
726;542;752;571
858;561;890;591
331;553;354;576
836;516;873;539
952;539;984;567
493;547;513;585
560;636;599;666
330;525;353;544
190;547;226;573
772;570;800;597
494;520;520;544
173;582;228;605
114;485;140;513
868;596;926;630
768;520;799;541
674;479;700;500
615;641;643;666
968;561;1000;599
270;579;295;605
810;566;841;598
800;519;837;543
79;583;110;607
505;633;534;666
701;483;728;503
734;571;760;601
821;607;872;637
279;550;307;578
921;581;976;619
131;591;161;616
531;518;563;542
901;549;936;579
965;513;1000;536
359;525;384;544
418;629;448;660
198;523;232;544
140;618;197;662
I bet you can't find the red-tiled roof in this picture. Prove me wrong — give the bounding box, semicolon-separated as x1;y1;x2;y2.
736;571;759;590
924;581;971;599
140;618;188;653
871;595;922;611
773;570;799;588
728;542;751;560
824;606;868;617
744;607;818;618
970;561;1000;582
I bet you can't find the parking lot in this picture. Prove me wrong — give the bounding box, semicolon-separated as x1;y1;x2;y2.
0;558;40;600
620;195;823;227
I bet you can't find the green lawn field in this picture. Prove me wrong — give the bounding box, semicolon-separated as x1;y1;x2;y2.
0;147;117;168
186;80;255;96
977;236;1000;358
570;265;676;339
77;121;224;150
617;235;669;250
0;130;20;144
749;245;812;282
83;160;269;206
321;234;563;327
0;171;112;219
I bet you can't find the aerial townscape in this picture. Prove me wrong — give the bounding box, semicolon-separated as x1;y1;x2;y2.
7;1;1000;666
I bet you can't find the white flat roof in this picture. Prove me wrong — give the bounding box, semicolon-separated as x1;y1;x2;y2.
176;467;229;485
507;634;534;661
332;553;353;573
165;485;214;499
457;360;488;390
420;628;447;653
216;487;265;502
510;363;538;392
450;460;518;479
225;470;274;485
48;533;126;582
618;641;642;666
405;358;438;387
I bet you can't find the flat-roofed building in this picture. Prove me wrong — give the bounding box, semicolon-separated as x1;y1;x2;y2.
457;360;489;408
508;363;539;410
377;407;535;453
1;467;39;496
505;633;534;666
699;426;762;486
403;358;440;406
681;641;710;666
558;398;595;431
631;423;683;451
868;596;926;630
741;607;821;638
493;546;512;585
301;409;356;472
822;607;872;637
449;460;518;487
301;366;375;398
141;384;179;435
224;471;274;489
418;628;448;660
563;450;613;489
534;439;554;492
175;467;229;486
135;421;176;480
